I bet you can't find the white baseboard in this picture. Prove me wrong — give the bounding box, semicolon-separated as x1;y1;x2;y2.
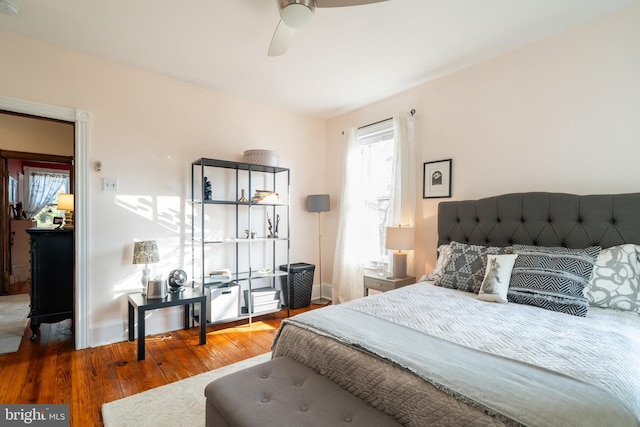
89;305;186;348
311;283;332;301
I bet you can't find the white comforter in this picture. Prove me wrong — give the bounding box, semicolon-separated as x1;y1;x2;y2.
343;281;640;421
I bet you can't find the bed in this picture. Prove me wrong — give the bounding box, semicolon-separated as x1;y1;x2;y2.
271;192;640;426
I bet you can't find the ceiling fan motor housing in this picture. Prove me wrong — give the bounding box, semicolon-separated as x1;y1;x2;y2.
279;0;315;29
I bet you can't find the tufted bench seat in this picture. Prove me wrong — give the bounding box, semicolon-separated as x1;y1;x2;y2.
204;355;402;427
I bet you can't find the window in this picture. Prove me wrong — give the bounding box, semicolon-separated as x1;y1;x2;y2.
8;176;18;204
358;120;395;267
23;166;70;227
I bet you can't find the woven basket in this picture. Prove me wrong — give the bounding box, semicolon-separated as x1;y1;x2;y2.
243;149;279;167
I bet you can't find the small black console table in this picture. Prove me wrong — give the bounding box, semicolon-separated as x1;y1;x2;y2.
127;288;206;360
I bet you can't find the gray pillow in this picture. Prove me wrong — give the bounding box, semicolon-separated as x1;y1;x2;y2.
418;244;452;283
438;241;510;293
586;244;640;313
508;244;601;316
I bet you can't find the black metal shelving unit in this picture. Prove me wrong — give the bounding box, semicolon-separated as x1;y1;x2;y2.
190;158;291;325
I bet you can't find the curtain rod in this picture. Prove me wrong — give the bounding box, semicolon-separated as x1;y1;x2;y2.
342;109;416;135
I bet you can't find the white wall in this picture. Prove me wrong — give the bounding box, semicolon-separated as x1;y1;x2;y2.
0;30;326;347
325;4;640;287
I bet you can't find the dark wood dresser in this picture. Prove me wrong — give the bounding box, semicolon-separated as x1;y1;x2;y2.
27;228;74;341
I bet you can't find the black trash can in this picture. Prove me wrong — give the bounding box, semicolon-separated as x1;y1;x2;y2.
279;263;315;309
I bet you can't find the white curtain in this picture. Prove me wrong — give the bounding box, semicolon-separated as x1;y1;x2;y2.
391;111;416;227
332;113;416;303
24;170;68;219
389;111;417;275
331;128;368;304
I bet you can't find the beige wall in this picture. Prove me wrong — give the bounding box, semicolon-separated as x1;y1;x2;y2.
0;30;326;347
325;4;640;286
0;114;74;156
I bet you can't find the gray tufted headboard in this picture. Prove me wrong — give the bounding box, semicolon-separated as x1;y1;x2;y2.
438;192;640;249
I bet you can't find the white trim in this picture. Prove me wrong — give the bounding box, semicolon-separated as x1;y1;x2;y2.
0;94;90;350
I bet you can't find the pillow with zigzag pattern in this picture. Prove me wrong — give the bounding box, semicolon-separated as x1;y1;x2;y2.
508;244;601;316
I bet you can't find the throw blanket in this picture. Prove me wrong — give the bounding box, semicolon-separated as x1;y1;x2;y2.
274;283;640;426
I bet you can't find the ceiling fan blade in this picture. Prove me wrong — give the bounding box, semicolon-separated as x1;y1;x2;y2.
268;19;296;57
316;0;387;7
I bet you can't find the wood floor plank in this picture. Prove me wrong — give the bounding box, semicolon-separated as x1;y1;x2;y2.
97;346;125;404
0;304;323;427
35;335;60;403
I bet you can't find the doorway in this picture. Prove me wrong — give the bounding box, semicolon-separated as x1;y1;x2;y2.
0;95;90;350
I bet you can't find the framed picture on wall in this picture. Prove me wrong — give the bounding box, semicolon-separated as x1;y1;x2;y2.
423;159;452;198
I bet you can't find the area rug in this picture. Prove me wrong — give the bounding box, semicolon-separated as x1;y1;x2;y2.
0;293;30;355
102;352;271;427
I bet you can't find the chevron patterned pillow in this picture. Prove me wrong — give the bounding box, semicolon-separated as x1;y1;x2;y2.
508;244;601;316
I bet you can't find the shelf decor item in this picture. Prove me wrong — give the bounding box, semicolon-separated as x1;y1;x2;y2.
243;149;279;167
307;194;330;305
132;240;160;294
57;193;74;229
203;177;213;200
385;225;415;278
423;159;452;198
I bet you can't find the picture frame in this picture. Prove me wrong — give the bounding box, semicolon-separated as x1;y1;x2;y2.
423;159;452;198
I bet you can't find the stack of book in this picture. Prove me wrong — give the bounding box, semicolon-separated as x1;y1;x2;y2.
209;269;231;283
251;190;280;203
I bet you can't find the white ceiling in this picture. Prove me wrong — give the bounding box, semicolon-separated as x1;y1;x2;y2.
0;0;637;118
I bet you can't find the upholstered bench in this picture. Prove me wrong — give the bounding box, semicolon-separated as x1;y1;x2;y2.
204;355;402;427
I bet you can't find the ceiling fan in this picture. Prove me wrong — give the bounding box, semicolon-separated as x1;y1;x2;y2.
268;0;388;56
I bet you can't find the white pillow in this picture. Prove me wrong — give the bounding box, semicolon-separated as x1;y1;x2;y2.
418;244;452;282
585;244;640;313
478;254;518;303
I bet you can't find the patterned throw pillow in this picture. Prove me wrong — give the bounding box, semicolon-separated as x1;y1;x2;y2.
585;244;640;313
508;245;601;316
478;254;518;303
438;242;510;293
418;244;452;283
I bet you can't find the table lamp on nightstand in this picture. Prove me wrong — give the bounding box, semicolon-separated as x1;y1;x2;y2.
385;225;415;278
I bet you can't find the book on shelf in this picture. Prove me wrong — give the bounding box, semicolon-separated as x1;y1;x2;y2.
209;269;231;281
251;190;280;204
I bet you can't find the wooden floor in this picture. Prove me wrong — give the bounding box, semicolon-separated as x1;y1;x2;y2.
0;304;322;426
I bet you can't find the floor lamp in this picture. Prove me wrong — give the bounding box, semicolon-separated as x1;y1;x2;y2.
307;194;331;305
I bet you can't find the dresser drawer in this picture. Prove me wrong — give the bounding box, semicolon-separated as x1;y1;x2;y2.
363;276;396;293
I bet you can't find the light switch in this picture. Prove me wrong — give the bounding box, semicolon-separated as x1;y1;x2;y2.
103;178;118;192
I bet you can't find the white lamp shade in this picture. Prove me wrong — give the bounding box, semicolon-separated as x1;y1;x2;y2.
57;193;74;211
307;194;330;213
385;226;415;251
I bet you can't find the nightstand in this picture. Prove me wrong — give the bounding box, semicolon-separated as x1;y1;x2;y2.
363;272;416;296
